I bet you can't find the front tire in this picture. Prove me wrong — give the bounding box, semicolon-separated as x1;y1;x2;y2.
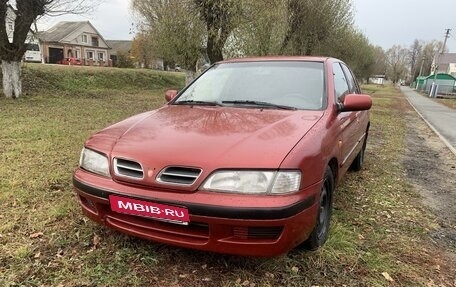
350;134;368;172
304;166;334;250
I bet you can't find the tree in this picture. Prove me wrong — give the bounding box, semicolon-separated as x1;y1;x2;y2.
280;0;353;55
193;0;241;63
408;39;423;80
132;0;205;73
385;45;409;83
131;31;155;68
225;0;287;57
0;0;93;99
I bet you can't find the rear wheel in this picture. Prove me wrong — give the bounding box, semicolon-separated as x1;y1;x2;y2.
304;166;334;250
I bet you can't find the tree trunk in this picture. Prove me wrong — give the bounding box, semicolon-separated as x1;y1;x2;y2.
2;60;22;99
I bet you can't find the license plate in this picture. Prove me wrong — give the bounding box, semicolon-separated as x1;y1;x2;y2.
109;195;190;225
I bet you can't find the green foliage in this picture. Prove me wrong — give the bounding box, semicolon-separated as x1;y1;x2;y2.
280;0;353;55
132;0;205;71
225;0;288;57
130;0;393;82
20;63;184;94
115;51;135;68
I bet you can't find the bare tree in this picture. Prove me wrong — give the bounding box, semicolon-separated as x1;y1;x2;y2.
408;39;423;80
0;0;94;99
385;45;409;83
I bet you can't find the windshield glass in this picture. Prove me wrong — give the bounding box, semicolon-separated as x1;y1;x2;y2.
174;61;325;110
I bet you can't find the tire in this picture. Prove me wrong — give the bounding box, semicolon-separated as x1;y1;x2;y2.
350;134;367;172
304;166;334;250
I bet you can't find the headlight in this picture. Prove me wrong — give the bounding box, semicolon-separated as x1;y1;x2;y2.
202;170;301;195
79;147;110;177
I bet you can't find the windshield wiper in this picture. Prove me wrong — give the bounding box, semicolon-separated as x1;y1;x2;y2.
174;100;223;106
222;100;297;110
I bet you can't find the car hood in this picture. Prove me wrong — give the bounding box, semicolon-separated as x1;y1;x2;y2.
86;105;323;179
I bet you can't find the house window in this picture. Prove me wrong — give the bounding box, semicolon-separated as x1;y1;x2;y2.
98;52;104;61
87;51;94;60
8;21;13;31
82;35;88;43
75;49;80;59
91;37;99;47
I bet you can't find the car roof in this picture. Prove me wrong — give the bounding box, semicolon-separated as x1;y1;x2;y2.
217;56;332;64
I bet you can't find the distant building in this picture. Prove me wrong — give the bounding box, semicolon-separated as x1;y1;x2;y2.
5;5;42;62
38;21;111;67
430;53;456;77
369;75;386;85
106;40;132;67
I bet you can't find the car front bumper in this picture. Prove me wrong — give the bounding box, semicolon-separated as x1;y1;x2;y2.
73;169;321;257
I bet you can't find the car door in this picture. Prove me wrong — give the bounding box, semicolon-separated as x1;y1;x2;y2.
333;62;359;169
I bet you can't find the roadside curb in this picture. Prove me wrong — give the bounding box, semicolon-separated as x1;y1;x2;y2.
404;95;456;157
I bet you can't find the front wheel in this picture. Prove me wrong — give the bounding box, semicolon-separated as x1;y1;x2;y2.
350;135;367;172
304;166;334;250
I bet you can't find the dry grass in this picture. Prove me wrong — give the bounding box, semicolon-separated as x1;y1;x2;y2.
434;98;456;109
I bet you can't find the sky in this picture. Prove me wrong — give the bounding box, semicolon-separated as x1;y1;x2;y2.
353;0;455;52
38;0;456;52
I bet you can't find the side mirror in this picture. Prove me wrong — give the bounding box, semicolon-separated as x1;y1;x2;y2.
339;94;372;112
165;89;178;102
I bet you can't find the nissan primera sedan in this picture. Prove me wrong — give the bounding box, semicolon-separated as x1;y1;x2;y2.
73;57;372;257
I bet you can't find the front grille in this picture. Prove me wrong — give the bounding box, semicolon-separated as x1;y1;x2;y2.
157;166;202;185
114;158;144;179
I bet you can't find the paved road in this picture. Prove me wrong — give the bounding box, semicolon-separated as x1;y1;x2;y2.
401;86;456;155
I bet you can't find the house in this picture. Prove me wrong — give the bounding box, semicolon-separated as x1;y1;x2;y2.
369;75;386;85
5;5;42;62
430;53;456;76
421;73;456;95
106;40;132;67
38;21;111;66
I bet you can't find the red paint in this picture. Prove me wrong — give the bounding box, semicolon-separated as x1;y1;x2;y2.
74;56;372;256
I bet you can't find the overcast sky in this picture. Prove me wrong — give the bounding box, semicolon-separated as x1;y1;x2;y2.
38;0;455;52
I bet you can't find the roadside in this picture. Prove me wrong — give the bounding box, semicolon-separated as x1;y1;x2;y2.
402;91;456;258
401;86;456;155
434;98;456;110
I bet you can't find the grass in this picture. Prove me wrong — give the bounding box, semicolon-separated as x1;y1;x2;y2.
434;98;456;109
0;69;454;286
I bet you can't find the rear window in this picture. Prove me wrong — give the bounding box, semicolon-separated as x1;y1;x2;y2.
26;43;40;51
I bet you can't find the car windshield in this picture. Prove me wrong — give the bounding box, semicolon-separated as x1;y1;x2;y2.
174;61;325;110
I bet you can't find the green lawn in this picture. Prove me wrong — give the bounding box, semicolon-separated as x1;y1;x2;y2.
0;68;453;286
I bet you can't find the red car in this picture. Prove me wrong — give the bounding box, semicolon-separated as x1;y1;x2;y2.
57;57;81;65
73;57;372;257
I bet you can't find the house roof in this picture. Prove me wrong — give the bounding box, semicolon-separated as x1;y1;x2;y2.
38;21;88;42
37;21;110;49
106;40;133;55
425;73;456;81
437;53;456;65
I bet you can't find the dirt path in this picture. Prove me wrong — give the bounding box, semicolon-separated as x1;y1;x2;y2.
403;101;456;257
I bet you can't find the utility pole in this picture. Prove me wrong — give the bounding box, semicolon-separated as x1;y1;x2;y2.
441;28;451;54
430;28;451;97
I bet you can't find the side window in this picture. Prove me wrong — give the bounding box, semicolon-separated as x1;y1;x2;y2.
333;63;349;101
341;64;360;94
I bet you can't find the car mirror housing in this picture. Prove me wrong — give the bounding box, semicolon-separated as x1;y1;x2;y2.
165;90;178;102
339;94;372;112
